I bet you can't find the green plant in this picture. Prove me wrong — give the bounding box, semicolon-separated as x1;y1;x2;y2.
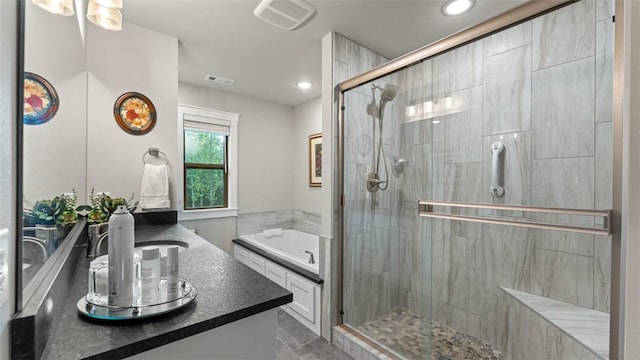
30;189;79;228
32;199;57;225
84;188;137;224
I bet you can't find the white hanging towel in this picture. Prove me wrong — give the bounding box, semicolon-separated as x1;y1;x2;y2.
140;163;170;209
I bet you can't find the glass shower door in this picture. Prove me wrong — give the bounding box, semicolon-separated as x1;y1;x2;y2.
341;2;613;359
342;64;434;359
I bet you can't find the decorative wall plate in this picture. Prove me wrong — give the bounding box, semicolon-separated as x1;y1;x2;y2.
23;72;59;125
114;92;157;135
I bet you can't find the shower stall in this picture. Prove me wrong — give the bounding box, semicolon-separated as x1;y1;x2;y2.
337;0;615;359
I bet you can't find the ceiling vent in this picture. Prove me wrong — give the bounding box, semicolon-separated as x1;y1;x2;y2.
253;0;316;31
204;74;235;86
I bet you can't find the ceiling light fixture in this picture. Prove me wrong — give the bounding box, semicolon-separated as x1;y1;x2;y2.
297;81;312;90
87;0;123;31
441;0;475;16
32;0;75;16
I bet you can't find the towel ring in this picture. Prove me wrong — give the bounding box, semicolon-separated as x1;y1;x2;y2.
142;147;168;165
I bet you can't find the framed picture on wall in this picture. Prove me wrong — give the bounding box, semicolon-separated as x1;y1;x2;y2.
309;133;322;187
23;72;59;125
113;92;157;135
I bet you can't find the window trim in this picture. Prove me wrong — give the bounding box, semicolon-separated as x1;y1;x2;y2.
177;104;239;219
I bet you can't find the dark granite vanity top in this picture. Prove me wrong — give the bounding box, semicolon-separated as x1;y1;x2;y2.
37;224;292;359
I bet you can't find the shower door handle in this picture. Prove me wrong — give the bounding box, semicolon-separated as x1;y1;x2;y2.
490;142;505;197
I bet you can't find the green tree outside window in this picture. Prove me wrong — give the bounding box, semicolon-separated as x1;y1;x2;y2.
184;129;227;209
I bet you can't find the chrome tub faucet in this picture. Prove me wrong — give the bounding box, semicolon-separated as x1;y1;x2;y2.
304;250;315;264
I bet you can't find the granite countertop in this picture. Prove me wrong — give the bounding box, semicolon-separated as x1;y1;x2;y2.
39;224;292;359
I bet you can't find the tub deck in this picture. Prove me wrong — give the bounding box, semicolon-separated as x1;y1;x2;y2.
233;238;323;284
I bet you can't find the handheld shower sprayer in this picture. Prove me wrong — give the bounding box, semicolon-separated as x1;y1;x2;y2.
367;83;398;194
378;84;399;114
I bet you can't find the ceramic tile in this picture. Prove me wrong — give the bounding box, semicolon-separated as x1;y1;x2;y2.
596;111;613;212
403;59;432;107
502;288;608;359
532;0;595;70
294;210;321;236
593;235;611;312
433;273;483;315
433;39;483;96
442;86;483;163
441;235;483;284
531;248;594;308
237;210;293;236
532;57;595;159
531;157;595;257
531;156;595;208
443;162;483;238
333;33;388;85
479;293;510;351
483;45;532;135
596;19;613;123
595;0;614;21
482;224;533;295
484;22;532;58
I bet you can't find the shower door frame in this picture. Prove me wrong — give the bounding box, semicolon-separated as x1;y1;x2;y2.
334;0;625;358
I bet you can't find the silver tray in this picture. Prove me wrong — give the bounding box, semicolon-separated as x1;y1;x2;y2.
77;279;197;320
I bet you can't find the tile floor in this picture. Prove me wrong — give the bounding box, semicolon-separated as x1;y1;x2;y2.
358;307;503;360
277;310;353;360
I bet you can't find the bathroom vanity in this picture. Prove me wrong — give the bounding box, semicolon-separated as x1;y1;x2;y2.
11;218;292;359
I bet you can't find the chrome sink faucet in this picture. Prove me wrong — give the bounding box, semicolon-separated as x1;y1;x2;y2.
304;250;315;264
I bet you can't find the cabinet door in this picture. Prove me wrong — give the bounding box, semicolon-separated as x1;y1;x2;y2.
247;253;266;275
286;272;315;322
233;245;249;266
264;262;287;288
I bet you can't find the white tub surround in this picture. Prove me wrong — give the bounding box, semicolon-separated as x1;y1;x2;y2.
233;230;323;335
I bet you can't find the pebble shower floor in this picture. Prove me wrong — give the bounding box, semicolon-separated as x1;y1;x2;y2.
357;307;504;360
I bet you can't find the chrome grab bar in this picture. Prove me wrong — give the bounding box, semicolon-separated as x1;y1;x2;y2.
418;200;612;236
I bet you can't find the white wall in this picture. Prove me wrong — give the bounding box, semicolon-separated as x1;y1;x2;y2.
178;83;294;213
0;1;18;358
23;0;87;204
179;217;237;254
86;22;178;209
293;98;322;214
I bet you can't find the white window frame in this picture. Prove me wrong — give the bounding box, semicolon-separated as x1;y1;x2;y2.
177;104;238;220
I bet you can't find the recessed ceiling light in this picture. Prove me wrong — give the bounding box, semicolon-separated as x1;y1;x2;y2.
442;0;475;16
297;81;312;90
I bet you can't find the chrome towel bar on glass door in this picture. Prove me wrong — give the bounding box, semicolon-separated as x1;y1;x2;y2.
418;200;612;236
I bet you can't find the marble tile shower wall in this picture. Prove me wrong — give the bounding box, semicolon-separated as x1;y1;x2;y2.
424;0;611;351
337;32;410;328
341;0;614;355
237;210;321;236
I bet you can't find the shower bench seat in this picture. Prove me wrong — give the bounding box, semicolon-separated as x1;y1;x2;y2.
499;287;609;360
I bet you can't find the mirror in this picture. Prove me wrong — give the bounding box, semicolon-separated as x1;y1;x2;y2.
22;0;87;297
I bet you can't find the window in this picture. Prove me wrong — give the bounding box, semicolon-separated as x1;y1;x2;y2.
178;105;238;219
183;122;228;209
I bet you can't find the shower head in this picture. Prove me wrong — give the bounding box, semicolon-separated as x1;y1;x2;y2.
380;84;399;102
379;83;399;115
